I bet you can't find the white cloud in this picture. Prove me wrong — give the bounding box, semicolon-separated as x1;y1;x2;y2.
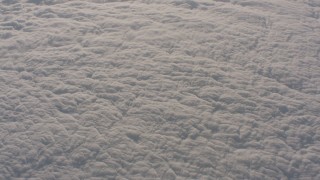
0;0;319;179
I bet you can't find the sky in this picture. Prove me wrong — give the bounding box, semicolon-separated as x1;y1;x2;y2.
0;0;320;179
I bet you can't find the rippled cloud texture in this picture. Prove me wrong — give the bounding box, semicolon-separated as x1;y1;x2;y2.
1;0;320;179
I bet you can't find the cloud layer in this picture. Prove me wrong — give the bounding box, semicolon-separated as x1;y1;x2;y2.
0;0;320;179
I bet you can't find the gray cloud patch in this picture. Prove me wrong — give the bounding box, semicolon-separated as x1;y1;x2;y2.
0;0;320;179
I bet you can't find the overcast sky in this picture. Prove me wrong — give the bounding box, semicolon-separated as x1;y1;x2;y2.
0;0;320;179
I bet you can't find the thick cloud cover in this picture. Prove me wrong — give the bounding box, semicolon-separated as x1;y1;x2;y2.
0;0;320;179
